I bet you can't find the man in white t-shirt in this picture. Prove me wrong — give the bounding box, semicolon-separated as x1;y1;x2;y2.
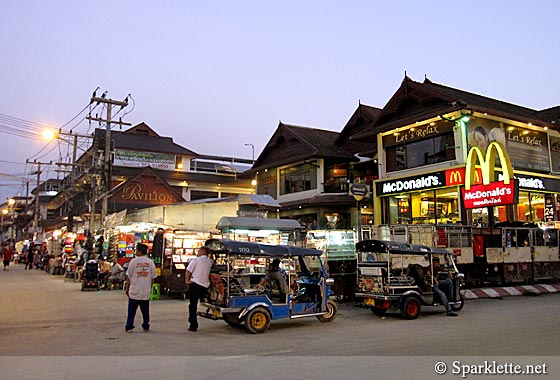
185;246;213;332
124;243;157;333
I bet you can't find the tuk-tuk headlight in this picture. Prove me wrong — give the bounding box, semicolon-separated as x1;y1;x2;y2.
326;278;335;285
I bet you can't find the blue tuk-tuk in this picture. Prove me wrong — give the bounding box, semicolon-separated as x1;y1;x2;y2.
198;239;338;334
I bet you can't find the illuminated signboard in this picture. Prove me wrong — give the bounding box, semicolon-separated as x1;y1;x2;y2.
461;142;517;209
376;172;445;196
114;149;177;170
445;167;482;187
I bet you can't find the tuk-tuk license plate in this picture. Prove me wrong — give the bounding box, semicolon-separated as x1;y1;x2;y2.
365;298;375;306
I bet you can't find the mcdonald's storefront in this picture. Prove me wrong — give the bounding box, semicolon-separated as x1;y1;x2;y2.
375;167;560;226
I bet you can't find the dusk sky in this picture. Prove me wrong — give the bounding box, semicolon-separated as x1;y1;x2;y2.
1;1;559;202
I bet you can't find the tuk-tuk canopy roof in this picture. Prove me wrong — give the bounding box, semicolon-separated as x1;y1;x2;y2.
205;238;322;258
216;217;302;231
356;239;451;255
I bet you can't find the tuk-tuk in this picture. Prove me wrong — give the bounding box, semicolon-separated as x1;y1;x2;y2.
355;239;464;319
198;238;338;333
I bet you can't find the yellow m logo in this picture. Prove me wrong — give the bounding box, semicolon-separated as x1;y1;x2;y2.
465;142;513;190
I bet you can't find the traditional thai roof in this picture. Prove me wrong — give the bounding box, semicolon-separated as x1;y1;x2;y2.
94;122;197;156
252;122;358;172
351;76;560;142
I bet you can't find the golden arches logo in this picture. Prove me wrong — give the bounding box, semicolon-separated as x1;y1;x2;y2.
448;170;462;184
465;142;513;190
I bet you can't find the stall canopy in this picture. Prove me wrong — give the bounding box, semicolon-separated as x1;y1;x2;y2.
216;217;301;231
235;194;281;208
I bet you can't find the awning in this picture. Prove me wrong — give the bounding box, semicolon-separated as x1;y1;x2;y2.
216;217;301;231
235;194;281;208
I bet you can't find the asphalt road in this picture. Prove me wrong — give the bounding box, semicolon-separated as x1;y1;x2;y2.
1;263;559;379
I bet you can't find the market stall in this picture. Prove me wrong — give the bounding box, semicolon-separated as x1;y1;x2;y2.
216;216;302;245
160;230;210;297
305;229;357;300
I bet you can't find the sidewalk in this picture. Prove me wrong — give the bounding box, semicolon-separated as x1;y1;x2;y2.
464;283;560;299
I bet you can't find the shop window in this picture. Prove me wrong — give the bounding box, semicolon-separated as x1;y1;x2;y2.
435;189;460;224
324;163;348;193
530;194;545;222
387;195;411;225
514;192;546;223
515;191;530;221
495;205;508;223
386;133;455;172
190;191;219;201
556;194;560;221
471;208;489;226
279;163;317;195
220;192;239;198
413;192;434;224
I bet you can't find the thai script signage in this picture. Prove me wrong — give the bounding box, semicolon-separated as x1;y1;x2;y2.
114;149;177;171
349;183;370;201
462;142;518;209
376;172;445;196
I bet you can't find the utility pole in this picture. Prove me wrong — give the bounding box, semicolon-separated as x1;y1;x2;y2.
53;130;93;233
86;92;131;231
26;160;52;240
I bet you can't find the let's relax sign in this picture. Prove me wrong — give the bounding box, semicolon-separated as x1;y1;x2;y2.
461;142;518;209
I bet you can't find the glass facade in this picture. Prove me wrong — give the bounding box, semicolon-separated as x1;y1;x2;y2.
279;163;317;195
386;188;460;225
386;132;455;172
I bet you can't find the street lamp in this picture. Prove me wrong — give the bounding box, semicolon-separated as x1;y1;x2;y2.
0;209;7;244
244;143;255;164
7;199;15;243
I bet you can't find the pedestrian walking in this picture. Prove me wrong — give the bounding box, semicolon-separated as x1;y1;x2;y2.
2;242;13;271
124;243;157;333
184;246;213;332
25;245;34;270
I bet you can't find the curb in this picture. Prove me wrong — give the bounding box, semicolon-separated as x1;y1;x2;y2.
464;284;560;300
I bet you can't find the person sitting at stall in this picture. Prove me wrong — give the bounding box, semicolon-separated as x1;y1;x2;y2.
105;257;125;290
98;257;112;289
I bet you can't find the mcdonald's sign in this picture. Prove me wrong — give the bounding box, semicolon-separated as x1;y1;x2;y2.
461;142;518;209
445;167;482;187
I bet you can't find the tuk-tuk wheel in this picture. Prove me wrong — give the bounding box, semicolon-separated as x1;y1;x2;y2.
450;294;465;312
317;300;338;323
244;307;271;334
370;307;387;316
400;297;421;320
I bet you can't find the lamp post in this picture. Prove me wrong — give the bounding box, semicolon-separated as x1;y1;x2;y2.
7;198;15;244
244;143;255;164
1;209;7;245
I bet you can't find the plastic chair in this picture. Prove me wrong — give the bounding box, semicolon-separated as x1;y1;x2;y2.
150;283;161;300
